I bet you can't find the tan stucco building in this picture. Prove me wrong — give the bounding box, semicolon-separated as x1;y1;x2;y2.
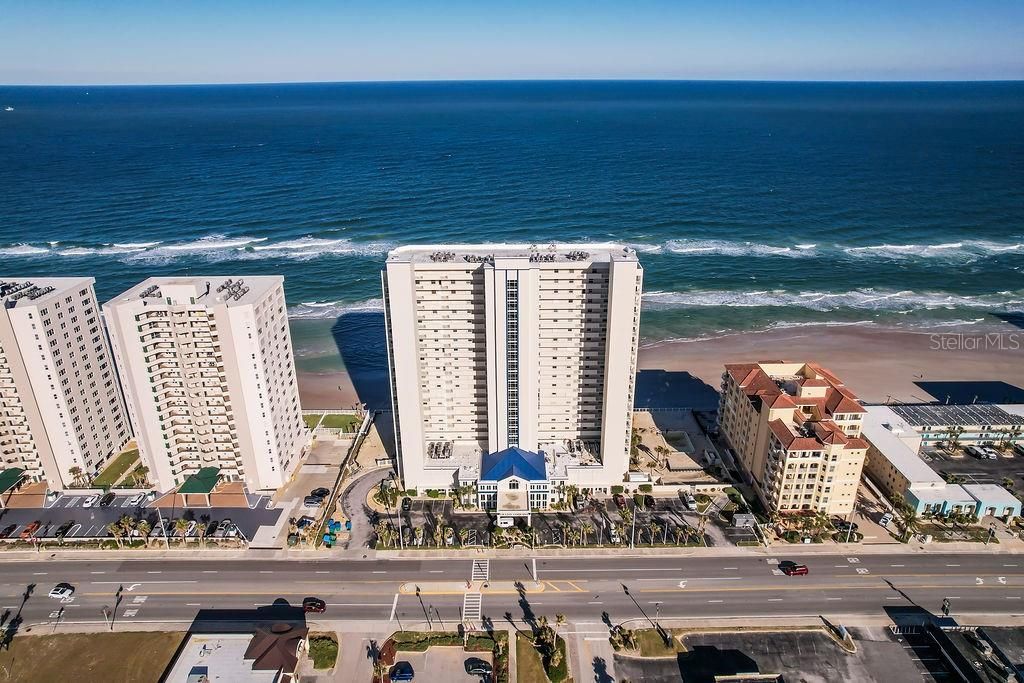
0;278;131;489
718;361;868;515
103;276;307;492
382;244;643;504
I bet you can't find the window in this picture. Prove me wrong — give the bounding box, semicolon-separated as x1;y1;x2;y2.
508;480;520;490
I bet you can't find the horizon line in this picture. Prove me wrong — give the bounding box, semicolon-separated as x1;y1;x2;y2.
2;77;1023;88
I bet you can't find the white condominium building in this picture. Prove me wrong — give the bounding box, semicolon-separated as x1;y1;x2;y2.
383;244;643;512
103;276;307;493
0;278;131;488
719;361;868;516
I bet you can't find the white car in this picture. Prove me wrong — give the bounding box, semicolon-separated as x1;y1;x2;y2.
48;583;75;599
126;493;146;507
496;517;514;528
609;528;622;544
82;494;99;508
879;513;893;527
984;448;1000;459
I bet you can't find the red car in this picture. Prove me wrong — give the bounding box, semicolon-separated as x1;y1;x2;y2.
19;521;41;540
303;597;326;613
779;561;809;576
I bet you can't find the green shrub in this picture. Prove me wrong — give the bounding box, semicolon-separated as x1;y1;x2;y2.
639;484;653;493
426;489;440;498
308;635;338;669
611;485;624;494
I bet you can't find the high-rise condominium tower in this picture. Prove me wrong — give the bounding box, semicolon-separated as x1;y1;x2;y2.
382;244;642;514
103;276;307;492
0;278;131;489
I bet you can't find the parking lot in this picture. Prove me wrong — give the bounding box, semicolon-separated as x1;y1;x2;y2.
385;494;710;548
0;492;281;543
924;447;1024;486
390;647;491;683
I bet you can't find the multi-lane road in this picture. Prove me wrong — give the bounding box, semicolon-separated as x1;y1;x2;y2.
2;552;1023;629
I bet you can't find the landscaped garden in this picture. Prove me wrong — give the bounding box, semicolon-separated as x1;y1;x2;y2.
91;448;141;488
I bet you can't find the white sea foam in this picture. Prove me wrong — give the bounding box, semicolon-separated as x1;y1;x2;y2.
641;288;1024;313
0;244;49;256
843;239;1024;260
663;239;816;257
288;298;386;319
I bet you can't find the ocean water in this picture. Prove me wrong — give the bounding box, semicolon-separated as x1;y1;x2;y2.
1;81;1022;373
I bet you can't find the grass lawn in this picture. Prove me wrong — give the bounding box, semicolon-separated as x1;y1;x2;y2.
516;632;549;683
303;413;323;429
0;631;184;682
635;628;684;657
918;522;998;543
320;413;360;431
93;448;141;487
308;633;339;669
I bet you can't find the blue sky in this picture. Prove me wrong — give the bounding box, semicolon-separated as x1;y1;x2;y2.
1;0;1022;84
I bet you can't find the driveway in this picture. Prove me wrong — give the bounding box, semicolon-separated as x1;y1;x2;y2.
339;467;393;549
391;646;489;683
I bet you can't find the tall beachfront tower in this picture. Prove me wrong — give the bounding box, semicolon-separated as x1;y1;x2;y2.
0;278;131;489
382;244;643;510
718;361;868;516
103;276;307;493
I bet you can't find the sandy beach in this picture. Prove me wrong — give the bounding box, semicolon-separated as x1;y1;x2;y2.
297;323;1024;410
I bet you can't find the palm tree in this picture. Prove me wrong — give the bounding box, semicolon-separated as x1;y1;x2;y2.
175;517;190;542
581;522;594;546
107;522;124;549
68;466;83;488
458;528;470;547
136;519;152;547
414;526;424;547
673;526;686;545
134;465;150;487
648;521;661;546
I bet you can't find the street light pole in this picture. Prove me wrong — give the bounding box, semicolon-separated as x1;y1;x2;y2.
630;499;637;549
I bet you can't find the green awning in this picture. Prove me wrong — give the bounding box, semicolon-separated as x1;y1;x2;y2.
178;467;220;494
0;468;25;494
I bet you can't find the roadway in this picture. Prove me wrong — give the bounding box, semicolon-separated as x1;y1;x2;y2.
2;552;1022;630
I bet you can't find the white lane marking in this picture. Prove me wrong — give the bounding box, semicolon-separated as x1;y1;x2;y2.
90;571;105;575
542;568;677;572
1007;597;1022;600
147;571;162;574
887;597;904;600
946;564;960;567
707;599;723;603
429;570;444;574
259;571;273;574
186;603;201;606
327;603;392;607
827;597;843;601
32;572;48;576
890;564;905;567
202;570;217;574
767;598;783;602
587;601;603;605
1004;564;1018;568
315;571;330;574
722;567;738;570
389;593;399;621
93;580;197;585
373;571;387;574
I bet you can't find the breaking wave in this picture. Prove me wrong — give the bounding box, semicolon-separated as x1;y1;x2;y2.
641;288;1024;313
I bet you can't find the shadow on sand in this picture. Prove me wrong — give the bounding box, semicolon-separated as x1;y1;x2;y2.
914;380;1024;405
331;311;392;410
634;369;719;410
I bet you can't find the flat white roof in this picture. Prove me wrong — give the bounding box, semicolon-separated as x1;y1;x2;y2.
0;277;94;309
963;484;1023;508
862;406;945;486
386;242;638;265
909;484;973;504
163;633;278;683
106;275;283;308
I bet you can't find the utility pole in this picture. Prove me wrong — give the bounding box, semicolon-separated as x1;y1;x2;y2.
630;499;637;549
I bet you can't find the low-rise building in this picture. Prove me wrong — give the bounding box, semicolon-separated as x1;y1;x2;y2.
863;405;1021;519
887;403;1024;450
718;361;868;515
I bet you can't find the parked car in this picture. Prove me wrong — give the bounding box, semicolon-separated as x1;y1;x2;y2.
19;521;41;539
302;597;326;613
779;561;809;576
879;513;893;527
126;493;146;507
401;497;412;512
220;519;238;537
984;447;1000;459
644;494;656;509
0;524;16;539
310;487;330;498
496;517;514;528
573;495;585;512
55;520;75;539
82;494;100;508
609;527;621;544
205;520;220;537
834;520;858;533
185;521;198;537
98;492;116;507
613;493;627;509
683;493;697;511
48;582;75;599
1014;443;1024;457
390;661;415;682
296;516;316;530
464;657;493;676
303;495;324;509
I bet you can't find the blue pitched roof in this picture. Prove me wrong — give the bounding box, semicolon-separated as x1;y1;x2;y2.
480;447;547;482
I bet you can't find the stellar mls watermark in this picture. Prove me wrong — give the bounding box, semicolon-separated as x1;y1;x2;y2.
930;332;1022;352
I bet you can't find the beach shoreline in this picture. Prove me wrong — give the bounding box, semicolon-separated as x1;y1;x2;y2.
297;322;1024;409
